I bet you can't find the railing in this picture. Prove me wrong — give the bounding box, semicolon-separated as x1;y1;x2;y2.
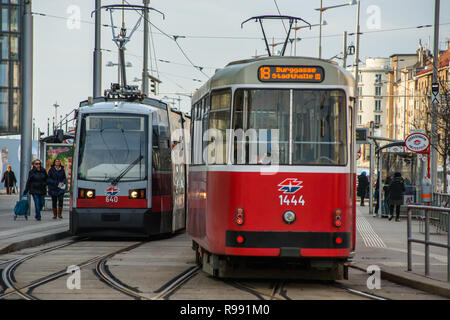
406;205;450;282
433;192;450;208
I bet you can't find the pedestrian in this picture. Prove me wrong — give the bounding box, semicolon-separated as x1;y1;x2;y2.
357;171;369;206
23;159;48;221
382;175;392;217
1;165;17;195
388;172;405;222
374;175;380;217
47;159;67;219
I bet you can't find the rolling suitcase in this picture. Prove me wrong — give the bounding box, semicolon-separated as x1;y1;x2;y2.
14;195;29;220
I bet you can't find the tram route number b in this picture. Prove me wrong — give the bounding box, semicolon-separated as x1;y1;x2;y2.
106;195;119;203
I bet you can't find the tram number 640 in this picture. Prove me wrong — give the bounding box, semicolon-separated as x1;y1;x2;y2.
279;194;305;206
106;195;118;203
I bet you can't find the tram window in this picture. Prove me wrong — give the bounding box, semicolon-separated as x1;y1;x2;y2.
208;89;231;164
77;114;148;181
201;95;210;165
233;89;290;165
292;90;347;165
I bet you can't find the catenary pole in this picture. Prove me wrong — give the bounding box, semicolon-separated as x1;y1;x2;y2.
93;0;102;97
430;0;439;193
20;0;33;199
142;0;149;95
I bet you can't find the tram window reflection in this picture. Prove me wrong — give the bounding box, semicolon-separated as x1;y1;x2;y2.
292;90;347;165
233;89;289;165
208;89;231;165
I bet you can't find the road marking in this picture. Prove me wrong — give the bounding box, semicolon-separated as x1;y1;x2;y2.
356;216;387;248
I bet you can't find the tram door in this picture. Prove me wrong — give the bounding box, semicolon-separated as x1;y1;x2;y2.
169;110;187;231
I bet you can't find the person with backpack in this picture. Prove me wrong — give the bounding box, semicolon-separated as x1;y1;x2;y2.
23;159;48;221
47;159;67;219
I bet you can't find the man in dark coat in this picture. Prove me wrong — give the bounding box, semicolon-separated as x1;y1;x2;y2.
23;159;48;221
1;165;17;194
388;172;405;221
357;171;369;206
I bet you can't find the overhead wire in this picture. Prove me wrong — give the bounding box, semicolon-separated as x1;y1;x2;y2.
122;0;210;79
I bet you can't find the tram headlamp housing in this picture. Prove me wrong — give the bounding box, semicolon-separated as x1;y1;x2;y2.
235;207;245;226
129;189;146;199
283;210;296;224
79;188;95;199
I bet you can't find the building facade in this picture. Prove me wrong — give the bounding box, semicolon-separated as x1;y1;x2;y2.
0;0;21;135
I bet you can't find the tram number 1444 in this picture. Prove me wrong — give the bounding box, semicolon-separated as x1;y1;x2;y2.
279;195;305;206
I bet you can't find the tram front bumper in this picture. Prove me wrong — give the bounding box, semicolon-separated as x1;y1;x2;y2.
70;208;165;236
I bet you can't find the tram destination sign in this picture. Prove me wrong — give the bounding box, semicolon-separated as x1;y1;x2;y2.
258;65;325;83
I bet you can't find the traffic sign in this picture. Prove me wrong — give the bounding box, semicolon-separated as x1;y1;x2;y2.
356;128;369;144
405;133;430;153
356;148;361;160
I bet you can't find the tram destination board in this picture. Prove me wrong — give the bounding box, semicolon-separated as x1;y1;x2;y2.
258;65;325;83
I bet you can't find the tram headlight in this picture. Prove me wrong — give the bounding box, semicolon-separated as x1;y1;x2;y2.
129;189;146;199
78;188;95;199
282;210;296;224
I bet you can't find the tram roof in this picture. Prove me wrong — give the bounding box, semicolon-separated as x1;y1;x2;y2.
193;56;355;102
78;96;168;114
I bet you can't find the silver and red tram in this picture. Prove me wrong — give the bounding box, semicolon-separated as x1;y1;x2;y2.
188;57;356;279
70;86;190;237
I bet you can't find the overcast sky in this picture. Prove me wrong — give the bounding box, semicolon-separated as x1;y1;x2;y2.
31;0;450;133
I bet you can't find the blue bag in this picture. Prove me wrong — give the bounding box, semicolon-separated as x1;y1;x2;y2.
14;195;29;220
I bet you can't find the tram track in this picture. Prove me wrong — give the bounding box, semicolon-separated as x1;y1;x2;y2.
95;250;201;300
0;239;145;300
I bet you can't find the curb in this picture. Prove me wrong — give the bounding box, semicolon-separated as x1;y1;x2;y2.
351;262;450;299
0;230;71;255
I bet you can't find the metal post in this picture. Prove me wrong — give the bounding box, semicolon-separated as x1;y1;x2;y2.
369;122;375;215
407;207;412;271
425;209;430;276
142;0;149;95
448;212;450;281
20;0;33;199
93;0;102;97
430;0;440;194
342;31;347;68
318;0;323;59
377;152;382;217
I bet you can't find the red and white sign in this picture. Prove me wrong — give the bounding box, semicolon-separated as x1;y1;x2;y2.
405;133;430;153
356;149;361;160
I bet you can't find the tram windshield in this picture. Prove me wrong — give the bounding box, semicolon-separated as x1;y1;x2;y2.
233;89;347;165
77;114;148;181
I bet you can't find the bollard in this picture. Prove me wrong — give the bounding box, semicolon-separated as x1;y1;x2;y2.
421;177;432;204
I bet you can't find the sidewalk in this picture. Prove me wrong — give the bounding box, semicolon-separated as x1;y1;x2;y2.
0;194;70;254
353;202;450;298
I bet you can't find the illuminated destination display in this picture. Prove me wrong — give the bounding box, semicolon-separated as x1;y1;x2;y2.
258;65;325;83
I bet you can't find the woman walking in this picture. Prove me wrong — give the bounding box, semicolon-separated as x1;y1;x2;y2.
1;165;17;194
23;159;48;221
47;159;67;219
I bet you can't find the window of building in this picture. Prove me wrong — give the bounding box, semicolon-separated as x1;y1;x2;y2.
358;115;362;125
375;74;382;83
375;86;381;96
359;100;363;111
375;115;381;124
375;100;381;111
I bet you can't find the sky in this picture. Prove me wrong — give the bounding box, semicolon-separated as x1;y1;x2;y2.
30;0;450;134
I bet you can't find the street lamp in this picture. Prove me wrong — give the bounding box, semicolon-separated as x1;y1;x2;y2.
315;0;356;59
106;61;133;83
292;20;327;56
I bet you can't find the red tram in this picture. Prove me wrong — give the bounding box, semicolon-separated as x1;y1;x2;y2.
188;57;356;279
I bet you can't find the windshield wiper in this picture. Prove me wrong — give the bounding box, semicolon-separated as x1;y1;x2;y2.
109;155;144;186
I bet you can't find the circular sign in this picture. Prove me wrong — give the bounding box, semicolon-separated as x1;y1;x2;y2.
405;133;430;153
